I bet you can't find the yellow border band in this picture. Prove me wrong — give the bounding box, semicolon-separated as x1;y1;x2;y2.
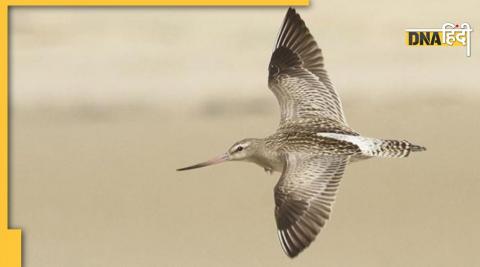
7;0;308;6
1;3;22;267
0;1;308;267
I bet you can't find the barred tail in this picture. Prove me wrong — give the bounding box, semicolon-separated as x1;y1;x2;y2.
369;139;426;158
316;133;426;158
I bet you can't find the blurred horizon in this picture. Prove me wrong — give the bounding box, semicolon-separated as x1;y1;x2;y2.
10;6;480;109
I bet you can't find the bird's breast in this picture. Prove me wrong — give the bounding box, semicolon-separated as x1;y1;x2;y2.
249;151;284;173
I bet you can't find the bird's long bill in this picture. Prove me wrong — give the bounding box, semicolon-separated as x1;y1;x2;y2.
177;153;229;171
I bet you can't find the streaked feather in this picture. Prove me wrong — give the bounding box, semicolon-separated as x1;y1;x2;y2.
274;154;348;257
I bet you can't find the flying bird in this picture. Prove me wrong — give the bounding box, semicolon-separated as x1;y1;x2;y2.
178;8;425;258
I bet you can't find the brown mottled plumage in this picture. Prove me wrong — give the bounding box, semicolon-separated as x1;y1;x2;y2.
178;8;426;258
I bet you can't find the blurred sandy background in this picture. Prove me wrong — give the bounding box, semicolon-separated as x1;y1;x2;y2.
9;3;480;267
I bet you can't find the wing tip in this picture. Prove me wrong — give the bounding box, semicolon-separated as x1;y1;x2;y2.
284;7;300;26
278;230;301;258
278;220;322;258
286;7;303;22
275;6;314;53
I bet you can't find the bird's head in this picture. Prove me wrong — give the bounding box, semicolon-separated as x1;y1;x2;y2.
177;138;261;171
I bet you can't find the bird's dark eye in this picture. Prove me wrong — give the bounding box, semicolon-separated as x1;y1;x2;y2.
236;146;244;152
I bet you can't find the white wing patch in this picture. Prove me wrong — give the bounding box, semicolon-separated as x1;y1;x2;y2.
317;133;382;156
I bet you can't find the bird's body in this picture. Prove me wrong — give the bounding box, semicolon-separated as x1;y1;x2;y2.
178;8;425;258
267;117;359;157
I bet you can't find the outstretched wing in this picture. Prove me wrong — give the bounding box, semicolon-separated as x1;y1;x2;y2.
268;8;346;124
274;153;348;257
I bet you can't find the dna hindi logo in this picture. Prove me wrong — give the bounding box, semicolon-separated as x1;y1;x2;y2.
405;23;473;57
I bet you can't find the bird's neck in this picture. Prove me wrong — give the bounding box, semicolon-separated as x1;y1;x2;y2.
248;140;284;173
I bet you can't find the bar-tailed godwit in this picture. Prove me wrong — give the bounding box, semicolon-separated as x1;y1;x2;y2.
178;8;425;258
